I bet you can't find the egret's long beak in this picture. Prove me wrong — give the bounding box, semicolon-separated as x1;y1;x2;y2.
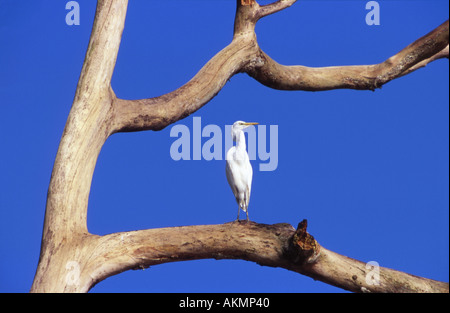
243;122;258;126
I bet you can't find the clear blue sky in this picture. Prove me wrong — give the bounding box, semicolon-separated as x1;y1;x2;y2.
0;0;448;293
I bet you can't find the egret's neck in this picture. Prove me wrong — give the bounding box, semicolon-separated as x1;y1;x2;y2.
235;130;247;151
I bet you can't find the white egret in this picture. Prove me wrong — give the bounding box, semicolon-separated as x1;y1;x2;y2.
226;121;258;221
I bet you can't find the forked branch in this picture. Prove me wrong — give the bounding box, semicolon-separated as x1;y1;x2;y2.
75;221;450;293
256;0;296;18
31;0;449;293
112;1;448;132
246;20;449;91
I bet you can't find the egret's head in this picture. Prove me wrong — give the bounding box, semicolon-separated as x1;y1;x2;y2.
231;121;258;141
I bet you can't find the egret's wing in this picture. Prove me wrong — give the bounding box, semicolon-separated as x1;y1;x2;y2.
226;159;239;202
243;159;253;210
246;159;253;196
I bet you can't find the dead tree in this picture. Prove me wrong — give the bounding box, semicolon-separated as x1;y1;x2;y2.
30;0;449;293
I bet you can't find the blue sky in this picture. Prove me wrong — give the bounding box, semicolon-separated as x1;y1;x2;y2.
0;0;448;293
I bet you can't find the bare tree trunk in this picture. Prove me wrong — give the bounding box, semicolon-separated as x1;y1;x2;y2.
31;0;126;292
31;0;449;293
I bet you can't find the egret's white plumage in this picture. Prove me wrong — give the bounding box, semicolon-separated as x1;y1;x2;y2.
226;121;258;221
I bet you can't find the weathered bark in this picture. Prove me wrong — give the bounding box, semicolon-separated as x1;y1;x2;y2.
112;4;448;133
246;21;449;91
31;0;126;292
31;0;449;293
34;220;450;293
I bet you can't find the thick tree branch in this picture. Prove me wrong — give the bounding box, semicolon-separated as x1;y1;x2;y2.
31;0;128;292
111;36;259;133
82;221;448;293
112;10;448;133
400;44;449;77
43;0;127;236
247;20;449;91
256;0;297;19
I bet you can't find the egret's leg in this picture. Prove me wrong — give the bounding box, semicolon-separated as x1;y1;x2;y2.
236;207;240;221
246;209;249;222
